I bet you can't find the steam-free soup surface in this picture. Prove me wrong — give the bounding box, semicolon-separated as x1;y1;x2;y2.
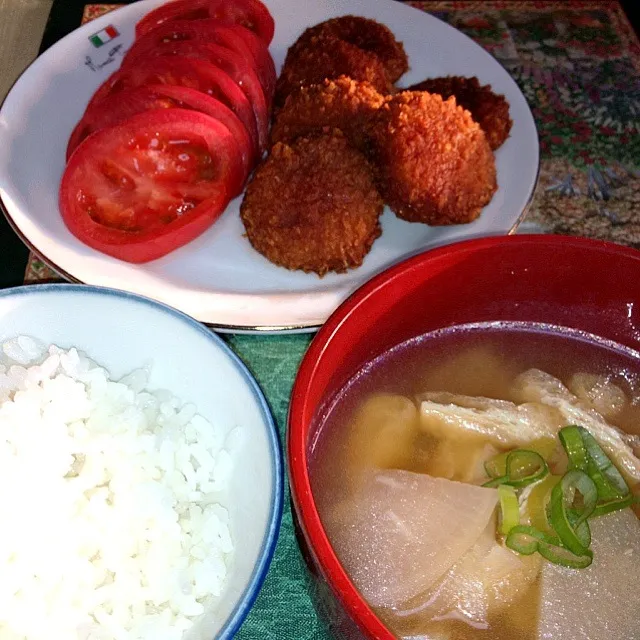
309;323;640;640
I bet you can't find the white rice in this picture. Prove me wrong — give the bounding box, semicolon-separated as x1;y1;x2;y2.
0;336;237;640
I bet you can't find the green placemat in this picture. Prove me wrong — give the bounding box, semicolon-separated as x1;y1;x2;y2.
23;1;640;637
223;334;318;638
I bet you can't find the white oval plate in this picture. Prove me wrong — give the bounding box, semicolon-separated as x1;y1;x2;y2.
0;0;538;332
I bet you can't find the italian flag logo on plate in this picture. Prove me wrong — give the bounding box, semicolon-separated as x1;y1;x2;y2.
89;25;119;48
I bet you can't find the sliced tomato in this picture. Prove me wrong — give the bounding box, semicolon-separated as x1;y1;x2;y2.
123;19;274;104
60;109;242;263
67;85;253;185
135;0;211;37
86;56;259;155
135;0;275;46
224;23;276;103
121;41;268;151
207;0;274;45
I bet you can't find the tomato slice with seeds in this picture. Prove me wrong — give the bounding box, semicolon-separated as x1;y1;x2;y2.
60;109;242;263
86;55;259;155
123;19;274;105
135;0;275;46
121;41;268;151
67;85;254;186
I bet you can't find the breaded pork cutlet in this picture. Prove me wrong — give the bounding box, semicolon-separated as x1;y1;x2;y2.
274;35;392;108
240;133;383;276
407;76;512;150
270;76;385;152
370;91;497;225
285;16;408;83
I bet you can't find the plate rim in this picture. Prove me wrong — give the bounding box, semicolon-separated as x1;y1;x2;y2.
0;0;540;334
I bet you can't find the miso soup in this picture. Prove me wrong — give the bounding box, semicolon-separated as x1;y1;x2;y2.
310;322;640;640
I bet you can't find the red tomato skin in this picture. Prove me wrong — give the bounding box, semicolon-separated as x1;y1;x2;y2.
207;0;275;45
86;56;259;156
60;184;228;263
67;84;254;183
135;0;275;46
121;41;268;151
135;0;211;38
223;23;276;104
61;109;242;263
123;19;274;104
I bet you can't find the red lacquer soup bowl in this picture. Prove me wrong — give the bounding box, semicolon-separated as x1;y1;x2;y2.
287;234;640;639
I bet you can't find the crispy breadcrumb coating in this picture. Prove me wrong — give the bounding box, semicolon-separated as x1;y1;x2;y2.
285;16;408;83
275;35;393;108
407;76;512;150
240;132;384;276
370;91;497;225
270;76;385;151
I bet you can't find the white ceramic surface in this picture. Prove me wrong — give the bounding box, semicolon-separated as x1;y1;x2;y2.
0;284;283;639
0;0;539;331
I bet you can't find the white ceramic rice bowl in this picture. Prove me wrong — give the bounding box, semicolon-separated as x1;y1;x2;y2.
0;283;283;639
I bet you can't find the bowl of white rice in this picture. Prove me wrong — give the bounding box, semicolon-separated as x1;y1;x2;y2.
0;283;283;640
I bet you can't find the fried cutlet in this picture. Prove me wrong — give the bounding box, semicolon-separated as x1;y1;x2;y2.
285;16;408;83
270;76;385;152
370;91;497;225
407;76;512;150
274;35;393;108
240;132;384;275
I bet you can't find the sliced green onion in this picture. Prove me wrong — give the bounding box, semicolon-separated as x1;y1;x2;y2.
526;474;561;535
548;470;597;554
498;428;633;572
538;539;593;569
506;525;593;569
483;475;508;488
591;494;635;518
571;517;592;549
485;452;509;479
578;427;629;498
506;525;553;555
559;426;590;471
506;450;549;488
498;485;520;534
483;450;548;488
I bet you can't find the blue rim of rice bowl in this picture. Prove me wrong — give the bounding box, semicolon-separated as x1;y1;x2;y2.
0;283;284;639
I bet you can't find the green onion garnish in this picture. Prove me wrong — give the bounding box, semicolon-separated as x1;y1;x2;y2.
578;427;629;498
559;426;590;471
498;484;520;534
505;524;547;555
591;494;635;518
492;425;635;570
483;450;548;488
526;474;561;535
505;524;593;568
548;470;596;555
537;538;593;569
484;451;509;479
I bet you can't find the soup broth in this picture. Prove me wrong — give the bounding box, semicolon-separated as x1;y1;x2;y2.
309;322;640;640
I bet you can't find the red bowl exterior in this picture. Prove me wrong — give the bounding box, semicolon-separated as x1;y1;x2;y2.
287;234;640;639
